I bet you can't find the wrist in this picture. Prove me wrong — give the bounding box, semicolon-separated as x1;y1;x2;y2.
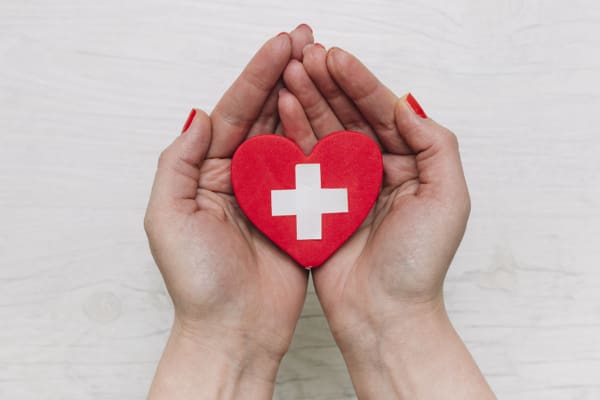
333;296;448;372
148;317;282;400
333;298;494;399
330;293;446;357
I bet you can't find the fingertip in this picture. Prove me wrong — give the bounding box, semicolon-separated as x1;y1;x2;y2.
278;86;291;97
194;108;211;132
326;47;345;72
152;109;212;209
277;90;317;155
395;94;430;127
289;23;314;61
395;95;450;153
301;43;312;58
185;108;210;130
295;23;313;34
296;24;314;46
277;87;295;113
181;108;196;134
394;96;422;140
277;87;289;104
282;59;304;84
406;93;427;119
302;43;326;63
277;88;299;123
326;47;353;84
271;31;292;57
293;57;307;71
184;108;212;161
287;58;303;69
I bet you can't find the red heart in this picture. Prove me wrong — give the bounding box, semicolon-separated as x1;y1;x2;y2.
231;131;382;268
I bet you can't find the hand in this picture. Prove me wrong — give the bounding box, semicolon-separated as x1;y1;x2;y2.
144;25;313;399
278;44;495;398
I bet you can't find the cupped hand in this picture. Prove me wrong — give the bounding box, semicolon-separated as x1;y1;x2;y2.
278;45;471;347
144;26;314;375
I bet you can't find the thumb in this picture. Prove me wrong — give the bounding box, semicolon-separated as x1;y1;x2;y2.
149;109;212;212
394;94;469;203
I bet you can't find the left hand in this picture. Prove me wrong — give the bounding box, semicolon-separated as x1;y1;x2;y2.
279;44;470;328
278;43;494;399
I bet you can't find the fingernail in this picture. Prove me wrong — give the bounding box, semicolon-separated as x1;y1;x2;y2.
329;47;345;61
277;32;288;37
302;43;319;56
327;47;347;70
314;42;325;49
181;108;196;133
296;23;313;33
406;93;427;119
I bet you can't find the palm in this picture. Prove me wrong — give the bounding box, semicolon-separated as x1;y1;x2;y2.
166;160;307;345
146;28;315;356
277;45;470;334
312;149;444;327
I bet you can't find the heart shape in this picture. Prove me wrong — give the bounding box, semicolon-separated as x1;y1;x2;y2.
231;131;383;268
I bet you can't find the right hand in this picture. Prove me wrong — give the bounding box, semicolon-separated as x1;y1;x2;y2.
145;25;315;400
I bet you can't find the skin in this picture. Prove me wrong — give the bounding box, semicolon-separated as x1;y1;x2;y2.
145;25;496;399
145;25;314;399
278;44;496;399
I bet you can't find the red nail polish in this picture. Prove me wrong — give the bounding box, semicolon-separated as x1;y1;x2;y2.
406;93;427;119
181;109;196;133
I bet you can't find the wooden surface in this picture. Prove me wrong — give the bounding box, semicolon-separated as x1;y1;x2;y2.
1;1;599;398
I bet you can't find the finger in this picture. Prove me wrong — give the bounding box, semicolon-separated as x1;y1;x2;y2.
150;109;212;211
302;44;378;143
198;158;233;195
283;59;344;138
394;94;468;201
278;88;318;155
326;47;412;155
274;121;284;135
209;33;291;158
381;153;418;193
289;23;314;61
247;80;284;138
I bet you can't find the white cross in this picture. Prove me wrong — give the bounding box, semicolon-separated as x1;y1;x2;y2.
271;163;349;240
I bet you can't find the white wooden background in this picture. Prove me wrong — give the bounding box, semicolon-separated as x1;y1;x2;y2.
1;1;599;399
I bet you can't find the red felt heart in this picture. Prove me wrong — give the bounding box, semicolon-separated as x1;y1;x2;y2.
231;131;382;268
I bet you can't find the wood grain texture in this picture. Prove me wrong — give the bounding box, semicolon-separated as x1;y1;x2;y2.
1;0;599;398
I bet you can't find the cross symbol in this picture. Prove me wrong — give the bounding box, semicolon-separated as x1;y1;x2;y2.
271;163;349;240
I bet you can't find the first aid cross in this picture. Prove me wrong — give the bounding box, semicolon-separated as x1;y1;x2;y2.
271;163;349;240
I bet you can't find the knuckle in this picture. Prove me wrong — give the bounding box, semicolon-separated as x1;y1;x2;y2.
157;148;171;168
441;129;459;149
324;87;345;102
143;210;155;237
246;70;273;93
375;118;397;135
309;101;331;122
462;192;472;218
144;208;167;244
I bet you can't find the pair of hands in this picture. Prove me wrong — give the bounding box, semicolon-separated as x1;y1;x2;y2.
145;25;492;399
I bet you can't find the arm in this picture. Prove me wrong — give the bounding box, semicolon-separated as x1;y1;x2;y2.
145;25;314;400
149;319;280;399
279;43;496;399
337;299;493;399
